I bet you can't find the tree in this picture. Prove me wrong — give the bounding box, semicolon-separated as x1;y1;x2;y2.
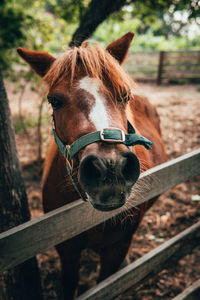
70;0;127;46
67;0;200;46
0;68;42;300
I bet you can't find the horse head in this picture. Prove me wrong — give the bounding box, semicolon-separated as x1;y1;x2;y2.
17;32;152;211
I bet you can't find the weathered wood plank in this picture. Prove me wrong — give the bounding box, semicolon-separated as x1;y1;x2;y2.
166;50;200;58
163;70;200;75
164;55;200;61
125;50;200;83
129;50;159;55
0;149;199;273
128;75;157;81
128;59;157;63
125;69;157;74
172;279;200;300
164;62;200;67
128;55;199;63
125;65;158;70
162;74;200;80
77;222;200;300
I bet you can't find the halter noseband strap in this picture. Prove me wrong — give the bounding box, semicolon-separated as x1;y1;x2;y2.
53;120;153;160
52;117;153;202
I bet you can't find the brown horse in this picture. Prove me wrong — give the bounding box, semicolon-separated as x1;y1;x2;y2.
17;32;167;299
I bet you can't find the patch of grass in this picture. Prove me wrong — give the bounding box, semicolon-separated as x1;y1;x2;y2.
13;110;50;133
13;113;49;133
13;114;38;133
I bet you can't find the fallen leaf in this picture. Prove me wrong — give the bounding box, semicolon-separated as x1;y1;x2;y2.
191;194;200;202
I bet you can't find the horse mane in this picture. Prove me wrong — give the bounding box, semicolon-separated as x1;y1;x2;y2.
43;41;136;100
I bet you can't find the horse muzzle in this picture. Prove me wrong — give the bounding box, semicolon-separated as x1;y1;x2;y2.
78;151;140;211
51;118;152;205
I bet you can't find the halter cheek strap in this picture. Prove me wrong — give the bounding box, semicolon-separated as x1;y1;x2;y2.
52;117;153;202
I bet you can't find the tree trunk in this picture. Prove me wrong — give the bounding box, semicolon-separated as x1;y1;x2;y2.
70;0;127;46
0;68;42;300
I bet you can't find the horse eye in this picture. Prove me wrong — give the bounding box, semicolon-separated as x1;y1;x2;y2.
48;97;63;110
122;93;130;103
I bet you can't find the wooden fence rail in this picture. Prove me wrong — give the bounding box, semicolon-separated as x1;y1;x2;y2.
124;50;200;84
0;148;200;274
172;279;200;300
77;221;200;300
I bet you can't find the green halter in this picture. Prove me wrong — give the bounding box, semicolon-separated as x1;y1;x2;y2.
52;117;153;201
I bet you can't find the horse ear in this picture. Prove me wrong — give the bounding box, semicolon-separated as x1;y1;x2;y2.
106;32;134;64
17;48;55;77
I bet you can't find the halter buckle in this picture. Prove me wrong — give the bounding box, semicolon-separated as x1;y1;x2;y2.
100;128;125;143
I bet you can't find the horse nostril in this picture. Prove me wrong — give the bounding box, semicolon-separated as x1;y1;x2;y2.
122;152;140;183
79;155;105;187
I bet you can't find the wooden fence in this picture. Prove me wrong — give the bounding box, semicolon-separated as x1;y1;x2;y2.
124;50;200;84
0;148;200;299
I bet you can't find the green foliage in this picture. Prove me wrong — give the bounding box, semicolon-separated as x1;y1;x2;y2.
93;0;200;50
1;0;199;76
45;0;90;23
0;0;31;69
93;17;141;46
94;15;200;51
13;114;38;133
133;31;200;51
13;111;48;133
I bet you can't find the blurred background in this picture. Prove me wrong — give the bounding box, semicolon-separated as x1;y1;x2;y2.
0;1;200;299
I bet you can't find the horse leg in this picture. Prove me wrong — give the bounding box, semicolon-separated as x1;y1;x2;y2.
56;235;86;300
97;233;133;282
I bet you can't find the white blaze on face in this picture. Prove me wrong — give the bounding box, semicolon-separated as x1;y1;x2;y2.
79;76;110;130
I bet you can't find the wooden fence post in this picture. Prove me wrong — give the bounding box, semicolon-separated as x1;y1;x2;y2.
157;51;165;85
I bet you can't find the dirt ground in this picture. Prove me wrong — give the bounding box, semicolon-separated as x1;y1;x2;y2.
7;82;200;299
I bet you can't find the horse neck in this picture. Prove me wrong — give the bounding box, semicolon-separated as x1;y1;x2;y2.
125;100;152;172
42;138;67;186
